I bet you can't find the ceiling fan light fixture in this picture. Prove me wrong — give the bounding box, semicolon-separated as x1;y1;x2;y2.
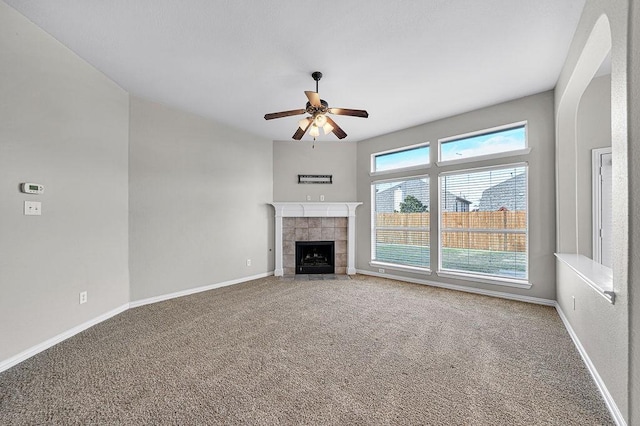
314;113;327;127
298;117;311;130
323;122;334;135
309;125;320;138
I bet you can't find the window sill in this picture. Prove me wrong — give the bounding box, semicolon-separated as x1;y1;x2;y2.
370;261;430;275
436;147;531;167
554;253;614;304
436;270;532;289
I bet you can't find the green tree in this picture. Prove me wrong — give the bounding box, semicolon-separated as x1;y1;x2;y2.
399;195;427;213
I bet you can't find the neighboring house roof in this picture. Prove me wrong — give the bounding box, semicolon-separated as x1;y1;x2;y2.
478;173;526;211
441;192;472;212
376;179;472;213
375;180;429;213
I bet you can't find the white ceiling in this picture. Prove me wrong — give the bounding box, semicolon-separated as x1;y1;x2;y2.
5;0;586;142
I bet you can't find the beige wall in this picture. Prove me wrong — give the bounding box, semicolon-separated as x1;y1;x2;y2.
577;75;612;258
129;97;274;301
356;91;556;301
0;2;130;362
555;0;630;421
273;140;357;202
628;0;639;422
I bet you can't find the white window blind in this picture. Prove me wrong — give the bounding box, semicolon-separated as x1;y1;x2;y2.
373;177;430;269
440;165;527;279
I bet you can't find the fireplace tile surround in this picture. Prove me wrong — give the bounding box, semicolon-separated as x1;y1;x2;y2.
284;217;347;275
270;202;362;276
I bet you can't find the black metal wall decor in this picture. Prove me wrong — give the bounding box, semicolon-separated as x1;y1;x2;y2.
298;174;332;184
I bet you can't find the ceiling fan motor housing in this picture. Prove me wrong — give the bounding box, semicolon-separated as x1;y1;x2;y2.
306;100;328;115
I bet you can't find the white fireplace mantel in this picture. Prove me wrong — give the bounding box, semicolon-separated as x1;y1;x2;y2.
270;202;362;276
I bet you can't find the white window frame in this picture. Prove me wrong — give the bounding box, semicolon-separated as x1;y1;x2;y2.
370;174;431;273
437;162;530;287
370;142;430;177
436;121;530;167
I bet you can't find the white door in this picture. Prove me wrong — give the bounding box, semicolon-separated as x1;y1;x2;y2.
593;148;612;267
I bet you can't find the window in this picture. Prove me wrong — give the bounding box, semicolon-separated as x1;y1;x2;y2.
372;143;429;174
439;124;526;163
369;122;530;285
372;177;430;269
440;165;527;280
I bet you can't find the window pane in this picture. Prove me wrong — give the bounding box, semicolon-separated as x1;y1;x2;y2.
440;166;527;279
375;230;430;267
441;232;527;278
374;145;429;172
440;125;526;162
373;177;430;268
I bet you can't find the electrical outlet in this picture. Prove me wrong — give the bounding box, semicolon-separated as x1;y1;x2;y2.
79;291;88;304
246;259;251;267
320;195;325;201
379;268;385;273
306;195;311;201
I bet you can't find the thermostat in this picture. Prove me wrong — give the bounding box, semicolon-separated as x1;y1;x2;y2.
20;183;44;194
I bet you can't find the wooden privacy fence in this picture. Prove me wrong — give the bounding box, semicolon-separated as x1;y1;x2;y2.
376;211;527;252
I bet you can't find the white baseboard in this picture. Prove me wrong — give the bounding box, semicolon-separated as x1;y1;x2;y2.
1;272;274;373
129;272;274;308
554;304;626;426
0;303;129;374
0;269;626;426
356;269;555;306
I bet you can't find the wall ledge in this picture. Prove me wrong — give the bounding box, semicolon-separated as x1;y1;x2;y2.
555;253;614;303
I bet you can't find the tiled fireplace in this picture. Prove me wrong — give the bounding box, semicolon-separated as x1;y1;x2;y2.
270;202;362;276
287;218;344;274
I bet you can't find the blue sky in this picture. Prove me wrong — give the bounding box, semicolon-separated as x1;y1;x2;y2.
374;126;525;172
375;146;429;172
440;126;526;162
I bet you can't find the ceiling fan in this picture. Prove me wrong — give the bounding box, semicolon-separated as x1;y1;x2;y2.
264;71;368;141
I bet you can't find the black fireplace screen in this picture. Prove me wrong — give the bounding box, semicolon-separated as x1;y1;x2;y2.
295;241;335;274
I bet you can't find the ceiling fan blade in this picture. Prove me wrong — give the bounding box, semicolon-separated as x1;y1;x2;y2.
292;118;312;140
328;108;369;118
264;109;306;120
326;116;347;139
305;91;321;107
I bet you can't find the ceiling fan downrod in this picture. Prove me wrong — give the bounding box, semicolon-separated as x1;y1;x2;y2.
312;71;322;93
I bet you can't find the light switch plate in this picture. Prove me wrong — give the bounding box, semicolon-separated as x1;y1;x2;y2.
24;201;41;216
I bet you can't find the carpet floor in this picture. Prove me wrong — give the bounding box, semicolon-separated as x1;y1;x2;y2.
0;275;614;425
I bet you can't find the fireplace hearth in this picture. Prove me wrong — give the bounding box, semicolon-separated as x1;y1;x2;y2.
296;241;335;274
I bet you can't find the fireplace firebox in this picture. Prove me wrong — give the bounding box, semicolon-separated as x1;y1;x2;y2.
295;241;335;274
